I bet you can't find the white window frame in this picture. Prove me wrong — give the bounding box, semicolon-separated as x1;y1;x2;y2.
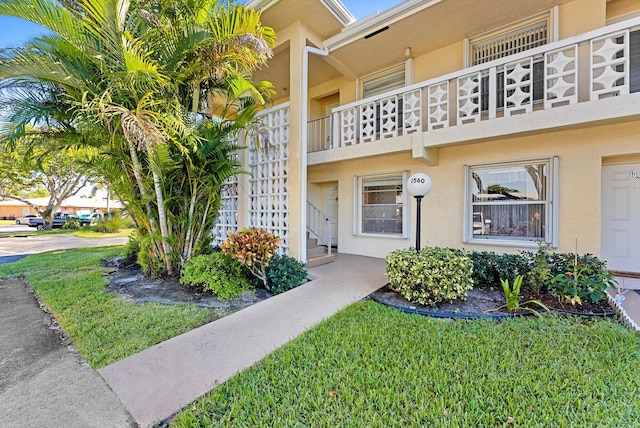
357;60;413;100
353;171;409;238
463;157;559;248
463;7;559;67
607;10;640;26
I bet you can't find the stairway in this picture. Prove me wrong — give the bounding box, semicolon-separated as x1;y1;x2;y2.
306;201;336;268
306;234;336;267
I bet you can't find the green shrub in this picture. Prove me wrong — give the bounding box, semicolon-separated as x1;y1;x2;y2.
93;216;124;233
469;251;529;288
181;252;253;301
127;230;165;277
221;227;281;290
523;243;552;294
385;248;473;306
548;253;616;304
265;255;308;295
62;219;81;230
125;234;140;260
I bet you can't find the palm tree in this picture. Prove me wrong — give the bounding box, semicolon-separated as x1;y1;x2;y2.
0;0;275;275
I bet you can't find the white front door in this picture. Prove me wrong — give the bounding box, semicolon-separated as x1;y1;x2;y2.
324;184;338;246
601;163;640;273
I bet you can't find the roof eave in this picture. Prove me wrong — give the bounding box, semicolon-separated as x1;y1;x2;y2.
247;0;355;26
324;0;444;51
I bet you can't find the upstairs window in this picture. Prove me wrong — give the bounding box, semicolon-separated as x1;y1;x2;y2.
360;65;406;99
466;10;556;110
470;19;549;66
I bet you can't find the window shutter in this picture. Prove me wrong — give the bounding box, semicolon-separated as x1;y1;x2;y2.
630;30;640;93
471;20;548;65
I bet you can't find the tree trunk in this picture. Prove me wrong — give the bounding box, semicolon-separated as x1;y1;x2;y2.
151;167;173;275
126;138;166;265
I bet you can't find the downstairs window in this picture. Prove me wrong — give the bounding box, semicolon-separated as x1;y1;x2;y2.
355;173;408;238
464;157;558;247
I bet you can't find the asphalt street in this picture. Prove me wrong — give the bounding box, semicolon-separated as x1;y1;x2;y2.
0;227;128;264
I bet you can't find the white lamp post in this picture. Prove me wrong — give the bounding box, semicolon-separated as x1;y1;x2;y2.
406;173;433;251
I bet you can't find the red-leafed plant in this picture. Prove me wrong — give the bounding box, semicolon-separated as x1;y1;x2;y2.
221;227;282;290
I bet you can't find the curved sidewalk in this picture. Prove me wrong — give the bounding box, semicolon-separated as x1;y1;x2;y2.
99;254;388;427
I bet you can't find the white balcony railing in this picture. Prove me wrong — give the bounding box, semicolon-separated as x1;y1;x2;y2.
308;17;640;152
307;115;332;152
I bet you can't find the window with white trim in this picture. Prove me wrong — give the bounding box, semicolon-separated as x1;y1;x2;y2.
466;10;557;110
464;158;558;246
355;173;407;237
470;19;549;66
359;63;408;99
466;10;555;66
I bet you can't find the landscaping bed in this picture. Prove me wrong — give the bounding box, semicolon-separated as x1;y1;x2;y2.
383;246;618;320
104;260;271;318
371;284;616;319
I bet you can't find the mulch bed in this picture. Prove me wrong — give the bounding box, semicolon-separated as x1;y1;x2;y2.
371;284;616;319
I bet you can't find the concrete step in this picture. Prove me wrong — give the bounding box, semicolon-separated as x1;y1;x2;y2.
307;245;329;258
307;253;336;268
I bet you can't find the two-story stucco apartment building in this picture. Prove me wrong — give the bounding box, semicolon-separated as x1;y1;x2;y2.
212;0;640;274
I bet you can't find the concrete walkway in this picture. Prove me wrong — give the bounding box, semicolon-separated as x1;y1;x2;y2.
607;275;640;333
99;254;388;427
0;278;136;428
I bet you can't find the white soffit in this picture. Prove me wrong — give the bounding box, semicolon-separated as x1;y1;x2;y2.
247;0;355;26
324;0;443;51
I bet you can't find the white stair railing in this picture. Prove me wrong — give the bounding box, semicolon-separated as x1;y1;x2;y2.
307;201;332;256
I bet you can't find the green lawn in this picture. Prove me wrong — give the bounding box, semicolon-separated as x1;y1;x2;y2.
70;227;134;238
172;301;640;427
3;246;639;426
0;247;214;368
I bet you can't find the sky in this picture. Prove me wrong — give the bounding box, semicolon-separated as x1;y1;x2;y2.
0;0;405;48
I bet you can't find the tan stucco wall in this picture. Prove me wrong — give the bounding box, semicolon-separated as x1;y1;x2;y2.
607;0;640;20
307;120;639;259
309;93;339;120
558;0;607;39
412;43;464;83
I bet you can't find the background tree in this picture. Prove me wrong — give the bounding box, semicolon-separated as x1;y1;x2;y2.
0;138;89;229
0;0;275;275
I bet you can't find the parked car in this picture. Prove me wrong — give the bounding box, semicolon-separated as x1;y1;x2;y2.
15;214;41;225
28;213;89;230
79;212;103;225
59;213;92;226
473;212;492;235
28;216;66;230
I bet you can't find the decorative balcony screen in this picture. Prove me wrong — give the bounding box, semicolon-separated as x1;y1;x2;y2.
212;176;238;247
248;106;290;254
